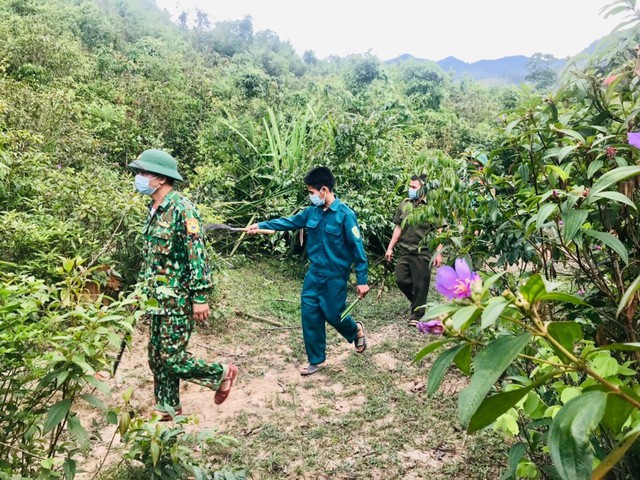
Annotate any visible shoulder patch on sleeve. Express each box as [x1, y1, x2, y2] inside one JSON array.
[[351, 225, 361, 239], [186, 218, 200, 235]]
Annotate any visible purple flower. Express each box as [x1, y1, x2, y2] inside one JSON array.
[[595, 245, 603, 251], [628, 132, 640, 149], [56, 163, 62, 169], [435, 258, 481, 300], [558, 220, 564, 226], [417, 320, 445, 335], [577, 289, 585, 295]]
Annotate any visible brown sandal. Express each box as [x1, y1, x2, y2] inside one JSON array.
[[214, 364, 238, 405]]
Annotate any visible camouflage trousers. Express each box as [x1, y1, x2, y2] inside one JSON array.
[[148, 315, 225, 410]]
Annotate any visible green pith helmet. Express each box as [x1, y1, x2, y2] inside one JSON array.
[[128, 149, 183, 181]]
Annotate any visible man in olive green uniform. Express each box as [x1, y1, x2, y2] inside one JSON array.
[[386, 175, 443, 324], [129, 149, 237, 418], [247, 167, 369, 376]]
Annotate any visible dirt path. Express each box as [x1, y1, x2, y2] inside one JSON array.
[[79, 261, 507, 479]]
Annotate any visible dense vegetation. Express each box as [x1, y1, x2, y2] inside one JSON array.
[[1, 0, 639, 478]]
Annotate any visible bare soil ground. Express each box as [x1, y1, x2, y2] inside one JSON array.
[[80, 258, 507, 479]]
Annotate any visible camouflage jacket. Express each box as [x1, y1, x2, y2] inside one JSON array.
[[140, 190, 213, 316]]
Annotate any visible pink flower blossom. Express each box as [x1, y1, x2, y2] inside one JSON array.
[[604, 74, 619, 86], [435, 258, 481, 300], [577, 289, 585, 295], [417, 320, 445, 335], [628, 132, 640, 149]]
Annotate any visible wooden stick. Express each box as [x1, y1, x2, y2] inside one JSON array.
[[191, 341, 246, 357], [232, 308, 284, 327]]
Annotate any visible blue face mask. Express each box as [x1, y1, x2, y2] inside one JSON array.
[[309, 192, 325, 206], [408, 188, 419, 200], [135, 174, 157, 196]]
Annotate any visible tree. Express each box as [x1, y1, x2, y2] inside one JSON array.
[[525, 52, 558, 91]]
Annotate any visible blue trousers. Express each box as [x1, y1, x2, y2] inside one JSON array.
[[301, 271, 358, 365]]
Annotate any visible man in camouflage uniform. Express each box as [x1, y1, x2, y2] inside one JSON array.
[[129, 149, 237, 418], [385, 174, 443, 325]]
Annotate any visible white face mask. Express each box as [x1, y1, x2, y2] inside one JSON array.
[[134, 174, 158, 196], [408, 188, 419, 199], [309, 191, 325, 206]]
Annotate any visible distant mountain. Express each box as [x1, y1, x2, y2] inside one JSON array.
[[385, 53, 566, 85]]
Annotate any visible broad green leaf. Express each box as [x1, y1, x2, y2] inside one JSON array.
[[538, 292, 586, 305], [427, 343, 467, 396], [500, 443, 526, 480], [413, 338, 456, 364], [63, 458, 77, 480], [68, 414, 90, 452], [589, 352, 618, 377], [481, 297, 508, 330], [451, 305, 480, 332], [584, 229, 628, 265], [481, 270, 507, 293], [548, 391, 607, 480], [546, 165, 569, 181], [79, 393, 107, 412], [587, 159, 603, 179], [616, 273, 640, 318], [562, 209, 588, 243], [44, 399, 72, 432], [459, 334, 532, 427], [536, 203, 557, 230], [555, 128, 585, 143], [421, 303, 460, 320], [454, 343, 472, 375], [560, 387, 581, 404], [71, 355, 95, 374], [596, 342, 640, 352], [587, 191, 637, 211], [493, 410, 520, 435], [83, 374, 111, 395], [547, 322, 583, 363], [521, 274, 547, 303], [468, 371, 555, 433], [602, 393, 635, 434], [150, 438, 160, 466], [590, 166, 640, 196]]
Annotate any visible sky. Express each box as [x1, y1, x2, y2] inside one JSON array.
[[154, 0, 624, 62]]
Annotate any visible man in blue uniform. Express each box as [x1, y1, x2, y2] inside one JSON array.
[[247, 167, 370, 376]]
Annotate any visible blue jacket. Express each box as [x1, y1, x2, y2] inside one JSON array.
[[259, 198, 368, 284]]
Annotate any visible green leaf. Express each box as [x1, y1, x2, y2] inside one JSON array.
[[584, 229, 628, 265], [44, 399, 72, 432], [421, 303, 460, 320], [536, 203, 557, 230], [596, 342, 640, 352], [150, 438, 161, 466], [71, 354, 95, 374], [63, 458, 77, 480], [481, 297, 509, 330], [83, 374, 111, 395], [617, 273, 640, 318], [481, 270, 507, 293], [538, 292, 586, 305], [79, 393, 107, 412], [546, 165, 569, 181], [413, 338, 456, 364], [459, 334, 532, 427], [68, 414, 90, 452], [521, 274, 547, 303], [468, 371, 555, 433], [555, 128, 585, 143], [602, 393, 635, 434], [587, 191, 637, 211], [547, 322, 583, 363], [590, 166, 640, 196], [427, 343, 467, 396], [454, 343, 472, 375], [587, 160, 603, 179], [500, 443, 526, 480], [548, 391, 607, 480], [451, 305, 480, 331], [589, 352, 618, 377], [562, 210, 588, 243]]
